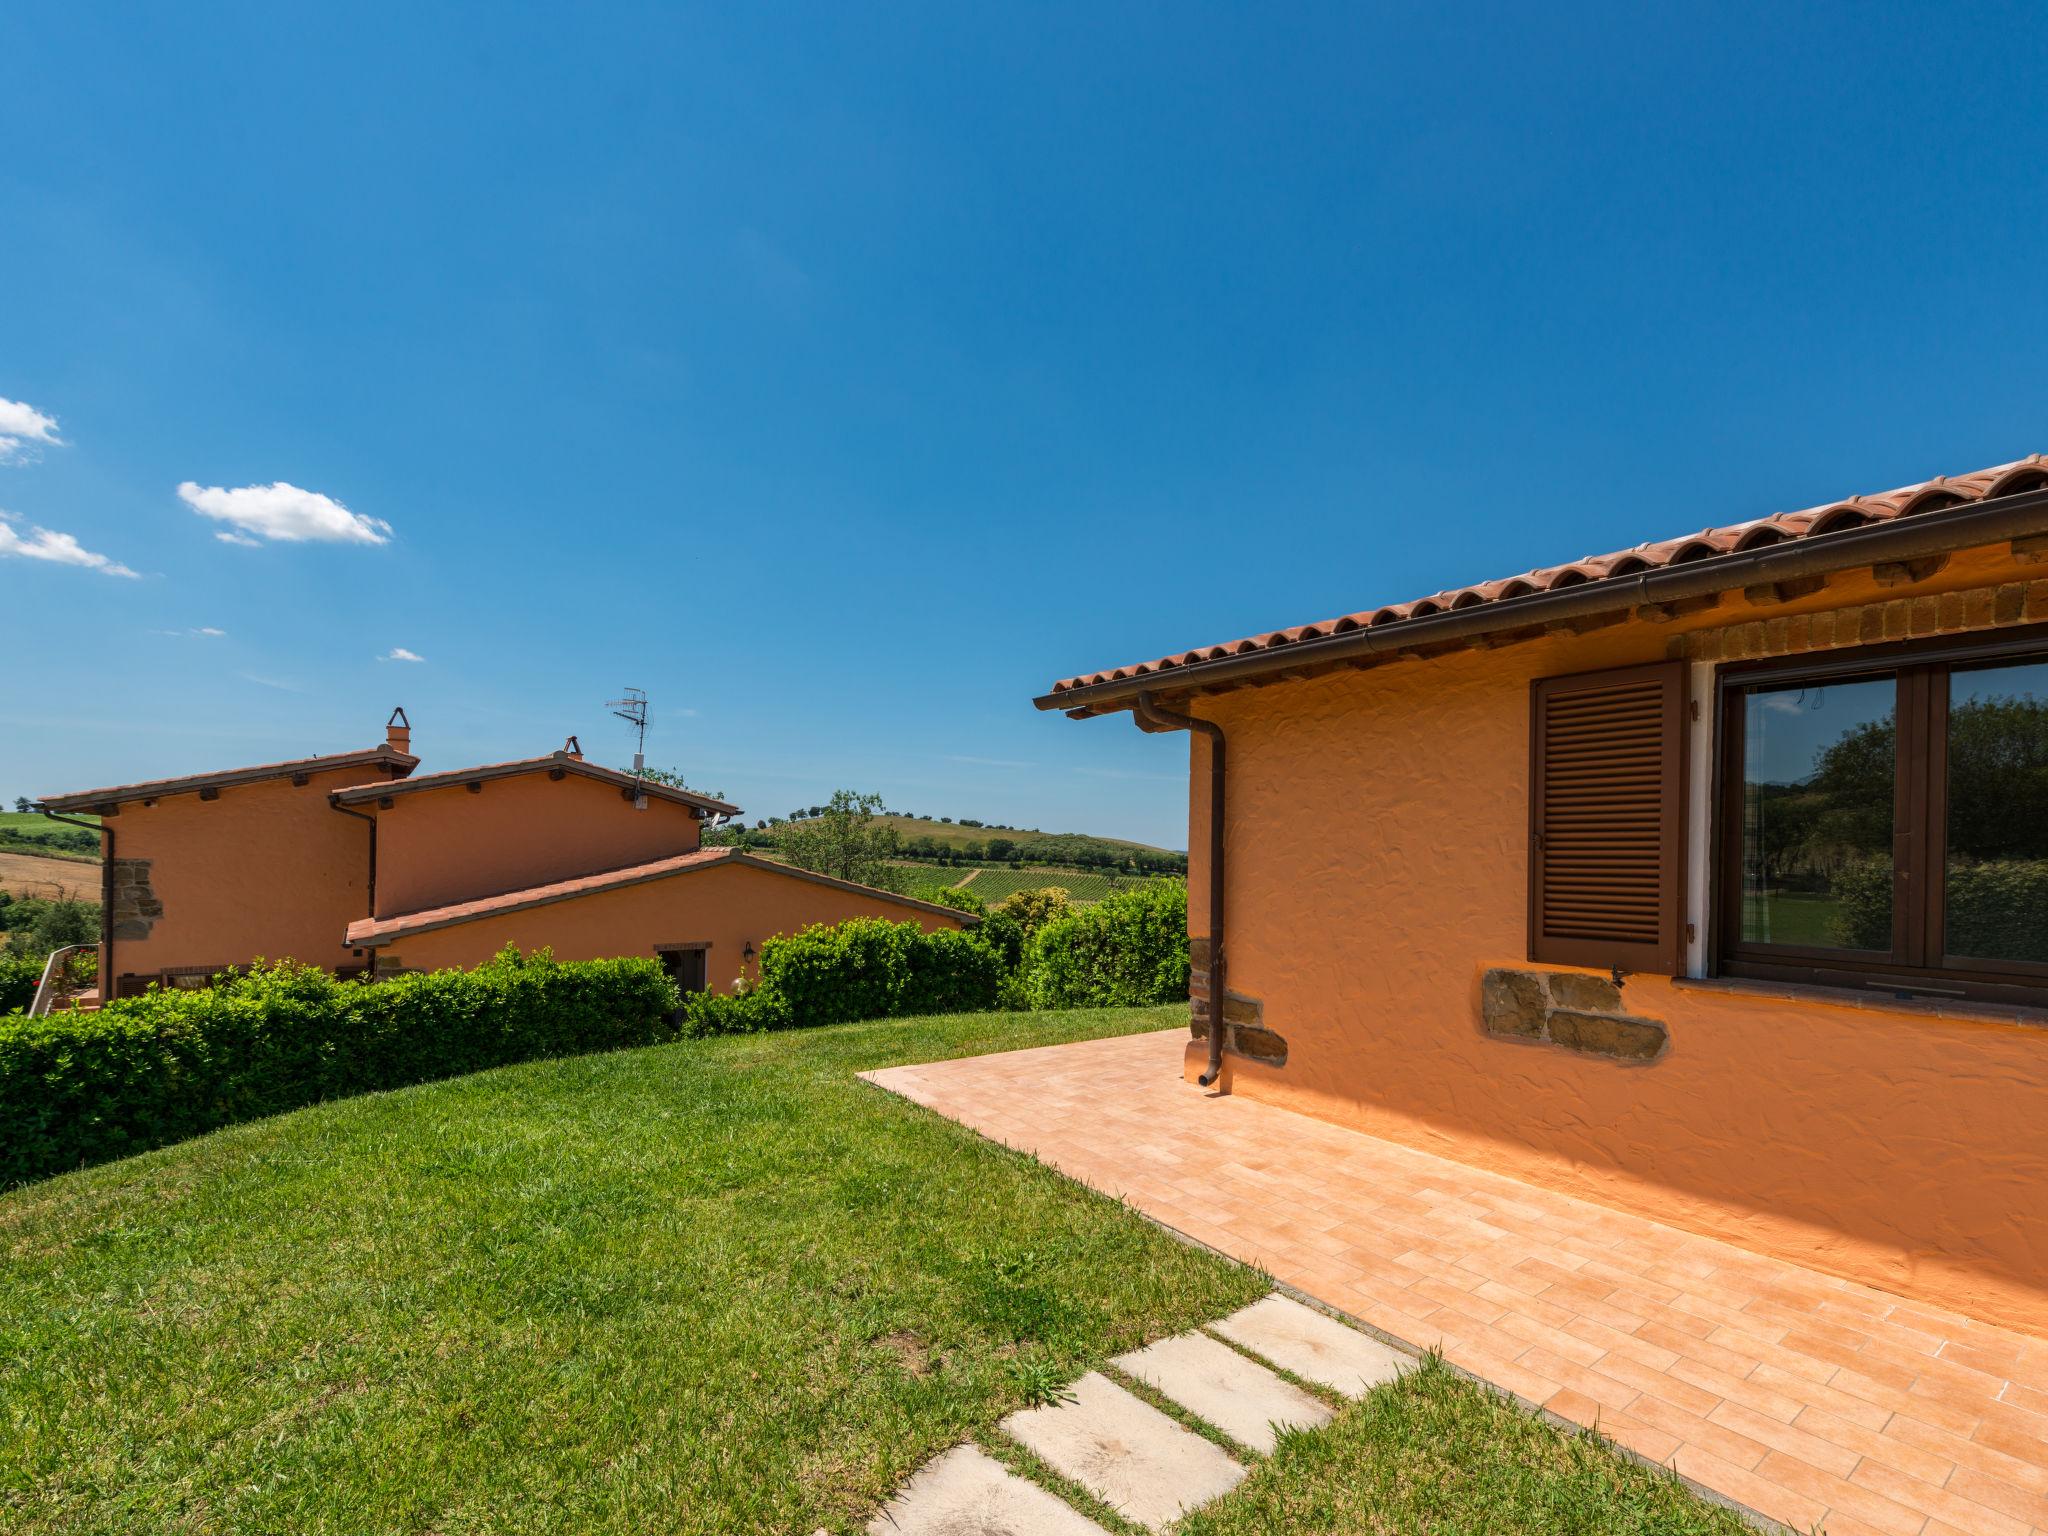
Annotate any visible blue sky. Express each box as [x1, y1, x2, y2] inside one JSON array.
[[4, 2, 2045, 848]]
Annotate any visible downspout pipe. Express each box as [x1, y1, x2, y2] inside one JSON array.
[[1133, 690, 1227, 1087], [329, 797, 378, 980], [39, 809, 113, 1002]]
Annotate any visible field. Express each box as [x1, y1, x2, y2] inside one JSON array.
[[886, 862, 1173, 905], [872, 814, 1173, 858], [957, 867, 1163, 904], [0, 811, 99, 832], [0, 812, 98, 872], [0, 852, 98, 902]]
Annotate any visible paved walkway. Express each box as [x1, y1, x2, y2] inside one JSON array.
[[865, 1030, 2048, 1536], [867, 1293, 1408, 1533]]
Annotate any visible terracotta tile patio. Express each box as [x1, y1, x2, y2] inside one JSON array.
[[865, 1029, 2048, 1536]]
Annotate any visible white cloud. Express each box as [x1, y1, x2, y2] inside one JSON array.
[[178, 480, 391, 545], [0, 397, 62, 463], [215, 530, 260, 547], [239, 672, 306, 693], [0, 511, 138, 577], [151, 626, 227, 637], [198, 626, 226, 637], [381, 647, 425, 663]]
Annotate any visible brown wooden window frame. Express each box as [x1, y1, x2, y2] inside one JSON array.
[[1529, 660, 1689, 976], [1713, 622, 2048, 1007], [655, 941, 711, 996]]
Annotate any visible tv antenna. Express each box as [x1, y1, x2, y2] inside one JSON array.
[[608, 687, 649, 807]]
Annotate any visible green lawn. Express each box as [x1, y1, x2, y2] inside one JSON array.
[[1, 1006, 1750, 1535], [1741, 889, 1848, 947]]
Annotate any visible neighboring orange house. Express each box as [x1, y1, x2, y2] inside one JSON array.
[[1040, 455, 2048, 1333], [39, 712, 964, 999]]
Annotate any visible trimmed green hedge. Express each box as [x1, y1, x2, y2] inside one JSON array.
[[759, 917, 1004, 1028], [1829, 856, 2048, 962], [691, 888, 1191, 1035], [1025, 881, 1190, 1008], [0, 948, 680, 1186]]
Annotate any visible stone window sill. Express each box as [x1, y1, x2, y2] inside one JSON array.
[[1673, 975, 2048, 1031]]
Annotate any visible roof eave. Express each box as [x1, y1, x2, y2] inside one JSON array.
[[38, 748, 420, 813], [1036, 486, 2048, 715], [348, 848, 971, 946], [331, 755, 741, 817]]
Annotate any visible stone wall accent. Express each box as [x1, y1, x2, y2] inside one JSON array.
[[108, 857, 162, 942], [1188, 936, 1286, 1064], [1673, 578, 2048, 665], [1480, 967, 1668, 1063]]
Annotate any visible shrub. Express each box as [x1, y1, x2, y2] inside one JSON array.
[[2, 899, 98, 958], [758, 916, 1001, 1027], [0, 953, 40, 1015], [0, 947, 680, 1186], [973, 910, 1026, 974], [914, 883, 986, 917], [1942, 858, 2048, 963], [1827, 855, 2048, 962], [1826, 858, 1895, 951], [680, 983, 794, 1038], [995, 886, 1072, 939], [1024, 881, 1189, 1009], [900, 927, 1004, 1017]]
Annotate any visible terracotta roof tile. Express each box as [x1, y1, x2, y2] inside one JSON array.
[[346, 848, 970, 947], [331, 752, 741, 817], [347, 847, 738, 944], [1045, 454, 2048, 697], [40, 746, 418, 812]]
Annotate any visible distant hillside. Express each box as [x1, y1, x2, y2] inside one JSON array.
[[732, 810, 1186, 880], [870, 815, 1179, 860], [0, 811, 98, 864]]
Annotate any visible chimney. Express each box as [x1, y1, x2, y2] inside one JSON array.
[[386, 706, 412, 755], [563, 734, 583, 759]]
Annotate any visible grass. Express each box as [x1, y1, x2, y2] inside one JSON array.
[[1741, 890, 1848, 947], [1, 1005, 1757, 1535], [1178, 1354, 1750, 1536], [0, 1005, 1259, 1534], [0, 813, 98, 832]]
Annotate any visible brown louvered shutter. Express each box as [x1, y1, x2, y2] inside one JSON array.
[[1529, 661, 1687, 975]]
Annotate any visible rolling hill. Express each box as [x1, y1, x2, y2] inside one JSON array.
[[867, 815, 1177, 858]]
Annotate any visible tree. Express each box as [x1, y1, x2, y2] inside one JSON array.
[[985, 837, 1016, 863], [3, 898, 97, 958], [12, 797, 30, 813], [621, 764, 726, 802], [776, 790, 906, 892]]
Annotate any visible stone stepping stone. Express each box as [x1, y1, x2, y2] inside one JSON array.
[[1111, 1331, 1333, 1454], [865, 1443, 1111, 1535], [1210, 1294, 1413, 1398], [1000, 1370, 1244, 1532]]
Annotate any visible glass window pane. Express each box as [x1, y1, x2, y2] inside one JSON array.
[[1740, 677, 1896, 950], [1945, 658, 2048, 964]]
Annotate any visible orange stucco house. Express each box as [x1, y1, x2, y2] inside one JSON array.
[[39, 712, 964, 999], [1042, 454, 2048, 1333]]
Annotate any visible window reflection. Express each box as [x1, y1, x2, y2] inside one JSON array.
[[1741, 678, 1896, 950], [1945, 660, 2048, 963]]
